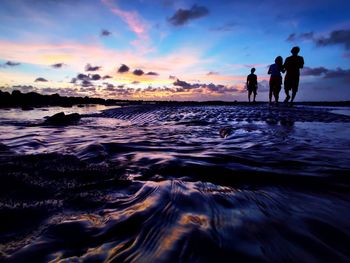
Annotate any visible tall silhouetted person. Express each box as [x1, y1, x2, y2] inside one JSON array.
[[246, 68, 258, 102], [283, 46, 304, 104], [268, 56, 284, 105]]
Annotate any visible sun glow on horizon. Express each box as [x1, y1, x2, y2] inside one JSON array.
[[0, 0, 349, 101]]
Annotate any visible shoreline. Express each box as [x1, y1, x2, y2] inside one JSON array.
[[1, 89, 350, 109]]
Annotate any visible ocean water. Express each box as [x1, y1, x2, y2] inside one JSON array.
[[0, 104, 350, 262]]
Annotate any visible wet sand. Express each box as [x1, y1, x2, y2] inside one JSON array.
[[0, 104, 350, 262]]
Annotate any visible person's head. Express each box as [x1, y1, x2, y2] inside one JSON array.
[[275, 56, 283, 66], [291, 46, 300, 55], [251, 68, 256, 73]]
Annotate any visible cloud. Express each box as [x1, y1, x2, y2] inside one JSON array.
[[0, 40, 208, 84], [207, 71, 219, 76], [168, 5, 209, 26], [132, 81, 140, 84], [81, 80, 93, 87], [146, 71, 159, 76], [173, 79, 193, 89], [323, 68, 350, 79], [34, 77, 48, 82], [169, 75, 177, 79], [89, 74, 101, 81], [12, 85, 35, 93], [77, 73, 89, 81], [85, 63, 102, 71], [76, 73, 101, 81], [104, 83, 115, 91], [302, 66, 350, 81], [102, 75, 112, 79], [1, 61, 21, 67], [79, 86, 96, 93], [133, 69, 144, 76], [343, 52, 350, 59], [286, 33, 296, 42], [173, 78, 237, 94], [287, 32, 314, 42], [118, 64, 129, 73], [287, 29, 350, 50], [71, 73, 101, 87], [41, 87, 80, 97], [204, 83, 237, 94], [302, 67, 328, 76], [101, 29, 112, 36], [51, 63, 64, 68], [5, 61, 21, 66], [257, 80, 269, 92], [315, 29, 350, 50], [210, 22, 237, 32], [102, 0, 147, 36]]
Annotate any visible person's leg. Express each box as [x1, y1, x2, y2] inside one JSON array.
[[253, 89, 257, 102], [269, 78, 274, 103], [275, 85, 281, 104], [284, 87, 290, 102], [290, 78, 299, 103], [248, 90, 252, 102], [284, 77, 291, 103]]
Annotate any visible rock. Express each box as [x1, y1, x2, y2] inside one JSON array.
[[77, 104, 84, 108], [266, 118, 278, 125], [280, 117, 294, 126], [21, 106, 34, 111], [219, 126, 234, 138], [0, 143, 13, 155], [44, 112, 81, 125], [0, 143, 10, 151]]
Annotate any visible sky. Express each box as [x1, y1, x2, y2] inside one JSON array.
[[0, 0, 349, 101]]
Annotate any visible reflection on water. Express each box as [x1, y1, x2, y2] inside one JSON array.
[[331, 107, 350, 117], [0, 105, 350, 262]]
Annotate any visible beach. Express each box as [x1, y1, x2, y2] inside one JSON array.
[[1, 104, 350, 262]]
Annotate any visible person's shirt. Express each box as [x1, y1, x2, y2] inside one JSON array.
[[284, 55, 304, 77], [247, 73, 257, 87], [268, 63, 282, 77]]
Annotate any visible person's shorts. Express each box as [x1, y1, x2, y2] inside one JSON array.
[[269, 76, 282, 92], [248, 85, 257, 94], [284, 75, 300, 92]]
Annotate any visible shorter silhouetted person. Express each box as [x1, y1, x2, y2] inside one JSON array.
[[283, 46, 304, 104], [246, 68, 258, 102], [268, 56, 284, 105]]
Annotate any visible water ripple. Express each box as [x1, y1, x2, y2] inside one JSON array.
[[1, 105, 350, 262]]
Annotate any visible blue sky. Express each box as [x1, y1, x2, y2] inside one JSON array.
[[0, 0, 349, 101]]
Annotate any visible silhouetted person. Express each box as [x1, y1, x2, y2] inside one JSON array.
[[246, 68, 258, 102], [283, 46, 304, 104], [268, 56, 285, 105]]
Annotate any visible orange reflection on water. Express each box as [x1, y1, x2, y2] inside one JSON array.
[[180, 213, 210, 229], [153, 213, 210, 259]]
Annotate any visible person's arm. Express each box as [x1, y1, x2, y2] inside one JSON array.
[[280, 64, 285, 73], [246, 76, 249, 89], [268, 65, 272, 75], [300, 57, 304, 69], [283, 58, 288, 71]]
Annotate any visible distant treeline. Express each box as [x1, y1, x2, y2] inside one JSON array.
[[1, 89, 350, 108], [0, 90, 117, 108]]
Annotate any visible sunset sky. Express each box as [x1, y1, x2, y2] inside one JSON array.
[[0, 0, 349, 101]]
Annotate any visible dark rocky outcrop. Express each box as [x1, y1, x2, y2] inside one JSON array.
[[44, 112, 81, 126]]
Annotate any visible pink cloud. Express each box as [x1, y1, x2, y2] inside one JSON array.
[[101, 0, 151, 52]]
